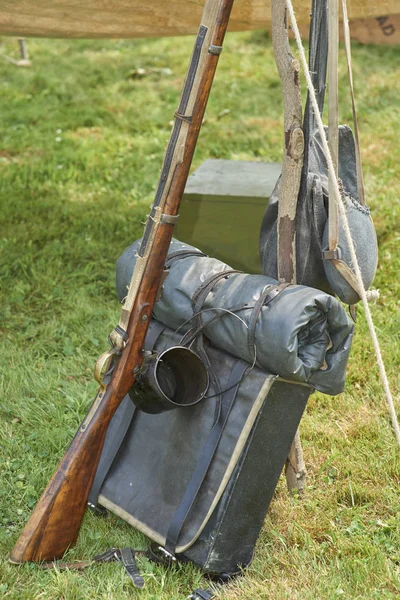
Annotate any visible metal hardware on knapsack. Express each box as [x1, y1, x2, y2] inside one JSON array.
[[152, 545, 177, 563]]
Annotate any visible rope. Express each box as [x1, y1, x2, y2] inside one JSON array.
[[285, 0, 400, 448]]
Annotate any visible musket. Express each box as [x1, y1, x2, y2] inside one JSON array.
[[10, 0, 235, 564]]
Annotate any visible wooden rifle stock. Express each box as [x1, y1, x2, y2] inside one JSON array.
[[10, 0, 235, 564]]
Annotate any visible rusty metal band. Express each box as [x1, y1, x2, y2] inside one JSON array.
[[208, 44, 223, 55], [160, 213, 180, 224], [174, 111, 193, 123]]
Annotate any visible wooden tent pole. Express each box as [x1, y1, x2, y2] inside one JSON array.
[[271, 0, 306, 493]]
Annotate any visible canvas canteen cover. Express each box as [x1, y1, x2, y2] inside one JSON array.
[[259, 0, 378, 305]]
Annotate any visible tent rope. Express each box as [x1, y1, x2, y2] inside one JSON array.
[[285, 0, 400, 448]]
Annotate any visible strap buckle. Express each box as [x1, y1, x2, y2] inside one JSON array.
[[323, 248, 340, 260], [92, 547, 120, 563]]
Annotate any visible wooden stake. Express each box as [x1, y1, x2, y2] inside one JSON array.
[[271, 0, 306, 493], [0, 37, 31, 67]]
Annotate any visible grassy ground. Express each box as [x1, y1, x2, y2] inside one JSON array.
[[0, 30, 399, 600]]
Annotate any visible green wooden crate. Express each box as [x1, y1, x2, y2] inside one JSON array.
[[177, 159, 281, 273]]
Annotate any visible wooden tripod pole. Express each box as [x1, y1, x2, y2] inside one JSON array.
[[271, 0, 306, 493]]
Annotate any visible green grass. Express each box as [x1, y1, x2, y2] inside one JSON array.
[[0, 31, 399, 599]]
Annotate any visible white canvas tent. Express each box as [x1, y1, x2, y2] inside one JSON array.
[[0, 0, 399, 40]]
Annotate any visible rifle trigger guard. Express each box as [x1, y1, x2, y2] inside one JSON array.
[[94, 347, 119, 385]]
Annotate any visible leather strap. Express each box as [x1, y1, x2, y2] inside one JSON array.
[[301, 0, 328, 186], [328, 0, 339, 251], [192, 271, 241, 353], [341, 0, 365, 205], [188, 589, 215, 600], [191, 270, 242, 405], [247, 283, 290, 358], [164, 359, 249, 555], [88, 394, 136, 508], [144, 319, 165, 353], [192, 269, 242, 311], [118, 547, 145, 589], [190, 271, 242, 409], [182, 282, 290, 366], [179, 277, 290, 371]]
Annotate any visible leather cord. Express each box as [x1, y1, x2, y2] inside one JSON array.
[[165, 249, 207, 268], [190, 270, 242, 413]]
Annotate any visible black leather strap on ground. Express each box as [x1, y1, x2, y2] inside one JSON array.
[[118, 547, 145, 589], [164, 359, 249, 555]]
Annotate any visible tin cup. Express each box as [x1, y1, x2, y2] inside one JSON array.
[[129, 346, 209, 414]]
